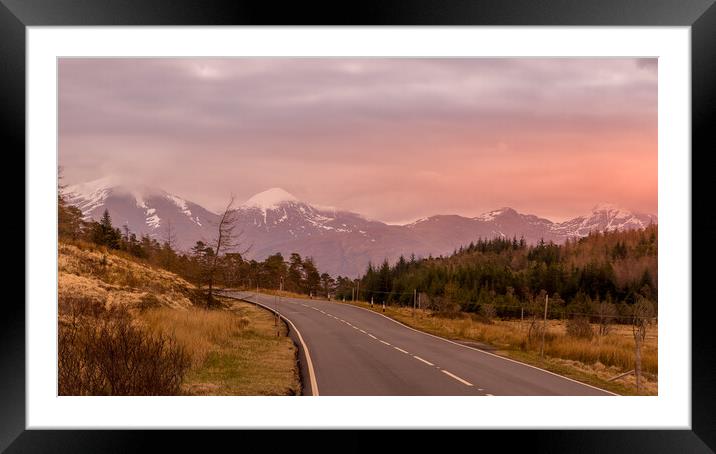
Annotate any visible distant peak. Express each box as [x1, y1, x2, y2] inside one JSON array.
[[64, 176, 164, 196], [242, 187, 298, 210], [64, 176, 119, 195], [592, 202, 622, 211], [477, 207, 517, 221], [589, 202, 635, 218]]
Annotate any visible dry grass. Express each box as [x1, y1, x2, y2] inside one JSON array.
[[58, 295, 192, 395], [59, 242, 300, 396], [59, 242, 198, 311], [347, 301, 658, 395], [140, 300, 301, 396]]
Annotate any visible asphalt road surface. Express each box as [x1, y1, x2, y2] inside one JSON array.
[[224, 291, 615, 396]]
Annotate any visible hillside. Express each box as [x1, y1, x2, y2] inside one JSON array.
[[57, 241, 300, 396], [59, 241, 199, 311]]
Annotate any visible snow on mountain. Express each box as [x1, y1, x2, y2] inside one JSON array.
[[63, 179, 656, 277], [63, 178, 218, 250], [553, 203, 657, 238], [242, 187, 298, 211], [477, 207, 513, 222]]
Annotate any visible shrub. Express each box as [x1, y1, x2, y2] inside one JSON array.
[[137, 293, 162, 311], [58, 295, 191, 395], [566, 317, 594, 340], [480, 304, 497, 321]]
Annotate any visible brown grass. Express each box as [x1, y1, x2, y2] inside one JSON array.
[[58, 295, 191, 395], [59, 241, 199, 311], [59, 242, 300, 396], [139, 300, 300, 396]]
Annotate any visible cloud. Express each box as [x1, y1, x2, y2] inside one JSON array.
[[59, 58, 657, 220]]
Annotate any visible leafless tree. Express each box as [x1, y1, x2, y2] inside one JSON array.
[[632, 297, 655, 393], [205, 196, 250, 307], [163, 219, 176, 251], [593, 298, 618, 336]]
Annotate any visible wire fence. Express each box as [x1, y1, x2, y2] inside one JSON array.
[[347, 289, 657, 323]]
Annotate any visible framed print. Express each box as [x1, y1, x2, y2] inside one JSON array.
[[5, 0, 715, 451]]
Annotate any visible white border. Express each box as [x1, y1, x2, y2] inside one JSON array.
[[27, 27, 690, 429]]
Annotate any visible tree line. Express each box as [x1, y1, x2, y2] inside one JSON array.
[[59, 181, 658, 320], [341, 227, 658, 322]]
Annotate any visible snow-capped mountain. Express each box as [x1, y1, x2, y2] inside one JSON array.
[[63, 177, 219, 249], [63, 179, 656, 277], [552, 203, 657, 237], [233, 188, 432, 276]]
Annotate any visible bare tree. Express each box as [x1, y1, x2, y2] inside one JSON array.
[[163, 219, 176, 251], [205, 196, 249, 307], [632, 296, 655, 393], [593, 298, 618, 337]]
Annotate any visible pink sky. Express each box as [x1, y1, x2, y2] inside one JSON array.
[[59, 58, 657, 223]]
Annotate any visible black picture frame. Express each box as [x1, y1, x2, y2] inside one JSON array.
[[4, 0, 714, 451]]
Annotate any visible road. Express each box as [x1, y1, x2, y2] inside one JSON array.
[[224, 291, 615, 396]]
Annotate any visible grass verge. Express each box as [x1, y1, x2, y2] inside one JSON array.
[[140, 298, 301, 396]]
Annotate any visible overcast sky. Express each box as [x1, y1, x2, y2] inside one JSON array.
[[59, 58, 657, 223]]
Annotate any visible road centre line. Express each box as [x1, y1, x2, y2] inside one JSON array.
[[343, 300, 617, 395], [441, 370, 473, 387], [393, 346, 409, 354], [380, 340, 391, 346], [412, 355, 434, 366]]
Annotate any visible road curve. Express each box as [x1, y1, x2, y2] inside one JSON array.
[[225, 291, 615, 396]]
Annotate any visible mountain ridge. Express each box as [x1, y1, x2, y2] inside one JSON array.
[[63, 178, 657, 277]]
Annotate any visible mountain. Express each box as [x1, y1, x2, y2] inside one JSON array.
[[63, 177, 219, 250], [233, 188, 433, 277], [64, 179, 657, 277], [552, 203, 658, 237]]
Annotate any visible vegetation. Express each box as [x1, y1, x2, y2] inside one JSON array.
[[58, 183, 301, 395], [59, 295, 191, 395], [141, 300, 300, 395], [59, 189, 326, 302], [59, 173, 658, 394], [341, 228, 657, 325]]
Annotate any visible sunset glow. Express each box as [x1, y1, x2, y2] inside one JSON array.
[[59, 58, 657, 222]]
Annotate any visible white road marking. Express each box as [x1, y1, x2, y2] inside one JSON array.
[[345, 303, 617, 395], [394, 347, 409, 354], [353, 326, 360, 330], [486, 393, 494, 396], [367, 334, 377, 339], [359, 329, 366, 334], [380, 340, 391, 346], [441, 370, 473, 387], [413, 355, 434, 366]]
